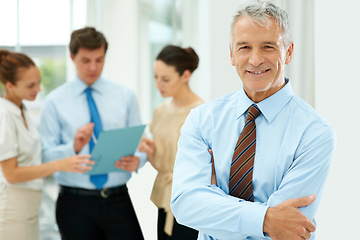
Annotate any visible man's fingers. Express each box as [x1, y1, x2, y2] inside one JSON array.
[[120, 156, 138, 162], [84, 122, 95, 129], [305, 218, 316, 233], [119, 157, 132, 162], [300, 226, 312, 239], [78, 123, 94, 135], [290, 194, 316, 208]]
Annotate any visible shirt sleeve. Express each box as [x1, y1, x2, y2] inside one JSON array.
[[126, 90, 147, 170], [0, 112, 18, 161], [266, 124, 336, 219], [39, 98, 76, 163], [170, 110, 268, 239]]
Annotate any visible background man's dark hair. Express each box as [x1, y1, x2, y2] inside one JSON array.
[[69, 27, 108, 55]]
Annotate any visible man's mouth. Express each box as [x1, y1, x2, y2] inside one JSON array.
[[247, 69, 269, 74]]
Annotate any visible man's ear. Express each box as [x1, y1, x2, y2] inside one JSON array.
[[230, 45, 235, 66], [285, 42, 294, 65], [70, 53, 75, 61]]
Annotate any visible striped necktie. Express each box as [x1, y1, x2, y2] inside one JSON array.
[[229, 105, 261, 201], [85, 87, 108, 190]]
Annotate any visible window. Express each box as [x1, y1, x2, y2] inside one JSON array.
[[0, 0, 86, 102], [148, 0, 183, 113]]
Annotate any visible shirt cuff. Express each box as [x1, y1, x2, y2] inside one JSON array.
[[134, 150, 147, 172], [240, 201, 269, 238]]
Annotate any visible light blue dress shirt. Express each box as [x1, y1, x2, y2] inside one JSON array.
[[170, 80, 336, 240], [39, 76, 146, 189]]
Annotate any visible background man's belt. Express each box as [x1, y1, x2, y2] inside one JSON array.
[[59, 185, 127, 198]]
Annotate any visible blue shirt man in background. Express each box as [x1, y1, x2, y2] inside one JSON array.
[[170, 1, 336, 240], [40, 27, 146, 240]]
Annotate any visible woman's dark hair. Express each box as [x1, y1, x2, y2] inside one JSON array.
[[69, 27, 108, 55], [0, 49, 35, 85], [156, 45, 199, 76]]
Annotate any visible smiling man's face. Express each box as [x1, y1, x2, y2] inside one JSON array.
[[230, 15, 293, 103]]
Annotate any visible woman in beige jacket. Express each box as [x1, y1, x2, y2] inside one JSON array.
[[139, 45, 204, 240]]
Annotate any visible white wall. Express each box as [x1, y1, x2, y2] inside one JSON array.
[[185, 0, 242, 101], [314, 0, 360, 238]]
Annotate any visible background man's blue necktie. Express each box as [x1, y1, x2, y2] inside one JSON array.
[[85, 87, 108, 189]]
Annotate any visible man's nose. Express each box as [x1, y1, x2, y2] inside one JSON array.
[[89, 62, 97, 71], [248, 49, 264, 66]]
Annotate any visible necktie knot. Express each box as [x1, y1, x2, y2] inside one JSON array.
[[85, 87, 92, 96], [246, 105, 261, 121]]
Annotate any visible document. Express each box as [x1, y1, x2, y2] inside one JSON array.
[[85, 125, 146, 175]]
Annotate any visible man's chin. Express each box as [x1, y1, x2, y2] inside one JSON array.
[[83, 77, 99, 85], [245, 83, 272, 93]]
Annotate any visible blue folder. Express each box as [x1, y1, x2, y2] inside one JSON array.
[[85, 125, 146, 175]]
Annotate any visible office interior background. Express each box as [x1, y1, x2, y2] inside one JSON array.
[[0, 0, 358, 239]]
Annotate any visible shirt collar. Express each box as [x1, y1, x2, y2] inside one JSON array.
[[72, 75, 105, 95], [0, 97, 25, 117], [237, 78, 294, 123]]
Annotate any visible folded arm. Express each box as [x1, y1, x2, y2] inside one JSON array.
[[171, 111, 335, 240]]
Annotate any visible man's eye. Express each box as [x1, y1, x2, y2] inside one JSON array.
[[264, 45, 274, 49]]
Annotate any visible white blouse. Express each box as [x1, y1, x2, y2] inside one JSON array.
[[0, 97, 43, 193]]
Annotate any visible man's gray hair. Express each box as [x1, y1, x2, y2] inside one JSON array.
[[230, 0, 292, 48]]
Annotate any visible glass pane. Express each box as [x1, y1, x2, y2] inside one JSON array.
[[16, 46, 67, 101], [0, 0, 17, 46], [37, 57, 67, 95], [149, 0, 183, 113], [19, 0, 71, 46], [72, 0, 87, 29]]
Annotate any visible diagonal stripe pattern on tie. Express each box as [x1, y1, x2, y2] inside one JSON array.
[[229, 105, 261, 201]]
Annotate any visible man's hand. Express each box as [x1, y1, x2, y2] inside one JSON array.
[[263, 194, 316, 240], [74, 123, 94, 153], [114, 156, 140, 172]]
